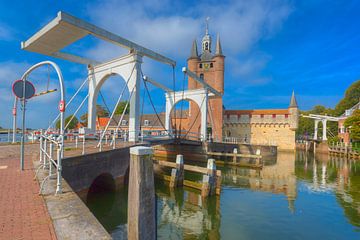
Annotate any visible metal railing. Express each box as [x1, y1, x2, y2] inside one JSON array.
[[36, 132, 63, 195]]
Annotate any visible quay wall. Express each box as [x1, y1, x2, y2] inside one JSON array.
[[62, 147, 130, 199]]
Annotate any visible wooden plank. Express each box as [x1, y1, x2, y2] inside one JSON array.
[[215, 160, 262, 169], [207, 151, 262, 159]]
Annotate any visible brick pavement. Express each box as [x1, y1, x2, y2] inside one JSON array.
[[0, 144, 57, 240]]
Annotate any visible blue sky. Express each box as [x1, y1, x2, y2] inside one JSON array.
[[0, 0, 359, 129]]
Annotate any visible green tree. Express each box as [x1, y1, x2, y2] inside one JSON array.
[[96, 104, 109, 117], [344, 109, 360, 141], [79, 104, 109, 127], [115, 101, 130, 115], [56, 115, 79, 130], [334, 80, 360, 116]]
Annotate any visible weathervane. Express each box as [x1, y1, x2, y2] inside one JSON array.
[[205, 17, 210, 35]]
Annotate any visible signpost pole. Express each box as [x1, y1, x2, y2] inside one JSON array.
[[20, 77, 27, 171]]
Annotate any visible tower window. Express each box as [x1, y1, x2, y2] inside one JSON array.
[[200, 73, 204, 80], [210, 63, 213, 68], [199, 63, 202, 68]]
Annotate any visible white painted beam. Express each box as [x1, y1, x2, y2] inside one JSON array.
[[51, 52, 100, 65], [143, 76, 172, 92], [182, 67, 222, 97]]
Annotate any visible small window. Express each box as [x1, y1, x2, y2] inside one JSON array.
[[249, 114, 252, 118], [199, 63, 202, 68], [272, 114, 276, 118], [121, 120, 127, 125], [144, 120, 150, 126], [260, 114, 264, 118], [200, 73, 204, 80], [210, 63, 213, 68], [285, 114, 289, 118]]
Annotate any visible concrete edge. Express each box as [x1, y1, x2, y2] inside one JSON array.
[[33, 160, 112, 240]]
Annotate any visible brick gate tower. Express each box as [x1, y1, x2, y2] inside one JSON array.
[[187, 20, 224, 141]]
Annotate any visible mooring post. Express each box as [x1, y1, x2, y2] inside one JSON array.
[[256, 149, 261, 165], [75, 135, 78, 149], [170, 154, 184, 188], [201, 158, 216, 198], [233, 148, 238, 163], [128, 146, 156, 240]]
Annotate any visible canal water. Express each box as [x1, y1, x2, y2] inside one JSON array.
[[86, 151, 360, 239]]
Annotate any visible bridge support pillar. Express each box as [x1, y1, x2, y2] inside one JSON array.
[[314, 120, 319, 140], [201, 158, 216, 198], [128, 146, 156, 240], [322, 119, 327, 141], [170, 154, 184, 188]]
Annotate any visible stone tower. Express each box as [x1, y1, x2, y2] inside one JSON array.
[[187, 20, 224, 141], [288, 91, 299, 130]]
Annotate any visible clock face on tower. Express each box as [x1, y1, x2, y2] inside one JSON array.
[[204, 63, 210, 70]]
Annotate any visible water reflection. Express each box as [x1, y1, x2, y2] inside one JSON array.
[[86, 151, 360, 239]]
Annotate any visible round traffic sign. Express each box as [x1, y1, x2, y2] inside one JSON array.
[[12, 80, 36, 99]]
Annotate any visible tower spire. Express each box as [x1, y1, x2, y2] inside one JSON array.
[[189, 39, 199, 59], [289, 90, 298, 108], [215, 34, 223, 56]]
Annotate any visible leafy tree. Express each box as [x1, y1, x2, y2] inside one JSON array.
[[96, 104, 109, 117], [115, 101, 130, 115], [79, 104, 109, 127], [344, 109, 360, 141], [56, 115, 79, 130], [334, 80, 360, 116]]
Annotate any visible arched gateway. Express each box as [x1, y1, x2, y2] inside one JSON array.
[[165, 88, 209, 141], [87, 53, 142, 142]]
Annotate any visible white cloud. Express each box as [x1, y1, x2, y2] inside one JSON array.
[[0, 23, 14, 41]]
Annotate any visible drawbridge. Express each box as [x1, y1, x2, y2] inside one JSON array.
[[12, 11, 222, 194]]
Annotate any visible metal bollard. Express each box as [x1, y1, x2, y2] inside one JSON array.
[[112, 134, 116, 150], [49, 142, 53, 177], [43, 139, 47, 168], [39, 136, 43, 162], [82, 137, 85, 155], [55, 145, 62, 194]]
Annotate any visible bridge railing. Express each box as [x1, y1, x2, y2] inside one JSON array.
[[36, 132, 63, 195]]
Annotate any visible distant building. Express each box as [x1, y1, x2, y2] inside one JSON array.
[[338, 100, 360, 144], [223, 92, 299, 151]]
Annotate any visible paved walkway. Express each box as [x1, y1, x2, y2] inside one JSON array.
[[0, 144, 57, 240]]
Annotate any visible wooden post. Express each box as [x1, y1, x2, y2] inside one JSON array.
[[128, 146, 156, 240], [232, 148, 237, 163], [170, 154, 184, 188], [201, 158, 216, 198]]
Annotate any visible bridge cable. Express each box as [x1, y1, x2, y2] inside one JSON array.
[[97, 64, 136, 147], [184, 94, 206, 140], [141, 71, 169, 134], [172, 66, 177, 137], [177, 70, 186, 138], [46, 76, 89, 132], [99, 90, 118, 125]]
